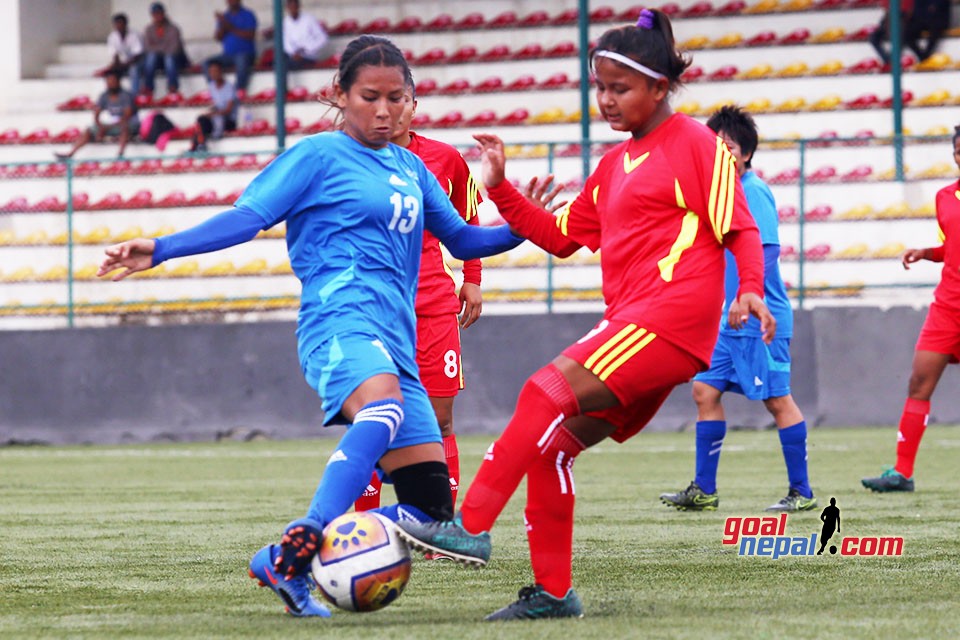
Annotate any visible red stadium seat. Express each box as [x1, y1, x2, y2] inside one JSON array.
[[539, 72, 571, 89], [101, 160, 131, 175], [558, 143, 582, 157], [329, 18, 359, 35], [780, 246, 798, 260], [880, 90, 913, 108], [188, 190, 219, 206], [660, 3, 682, 16], [717, 0, 747, 14], [415, 48, 447, 65], [239, 118, 271, 136], [746, 30, 777, 46], [778, 205, 798, 222], [23, 128, 50, 144], [807, 166, 837, 183], [552, 8, 579, 24], [74, 161, 100, 176], [708, 65, 738, 80], [506, 75, 537, 91], [434, 111, 464, 128], [488, 11, 518, 28], [410, 113, 433, 128], [474, 76, 504, 92], [157, 92, 183, 107], [779, 28, 811, 44], [512, 43, 544, 60], [415, 78, 438, 95], [360, 17, 391, 33], [3, 196, 29, 212], [230, 154, 260, 170], [462, 146, 482, 161], [439, 78, 471, 95], [846, 93, 880, 109], [200, 156, 226, 171], [498, 108, 529, 125], [424, 14, 454, 30], [847, 58, 882, 74], [167, 157, 194, 173], [455, 13, 485, 29], [185, 90, 211, 106], [479, 45, 511, 61], [248, 88, 276, 104], [52, 127, 81, 143], [804, 244, 832, 260], [133, 159, 163, 175], [449, 46, 478, 63], [135, 94, 153, 107], [682, 66, 705, 81], [57, 94, 92, 111], [519, 10, 550, 26], [0, 128, 20, 144], [814, 0, 847, 8], [618, 5, 643, 20], [304, 118, 334, 134], [40, 163, 65, 179], [806, 205, 833, 221], [92, 192, 123, 210], [393, 16, 422, 32], [770, 168, 800, 184], [466, 110, 497, 126], [126, 189, 154, 208], [684, 2, 715, 17], [546, 41, 576, 57], [35, 195, 65, 211], [286, 86, 310, 101], [841, 165, 873, 181], [72, 192, 90, 210], [157, 191, 187, 207], [846, 26, 873, 41], [284, 117, 302, 133], [589, 6, 616, 21]]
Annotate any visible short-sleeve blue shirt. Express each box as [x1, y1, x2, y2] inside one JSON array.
[[720, 171, 793, 338], [235, 131, 474, 375], [222, 7, 257, 56]]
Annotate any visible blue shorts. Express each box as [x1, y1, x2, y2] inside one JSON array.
[[693, 335, 792, 401], [303, 332, 441, 450]]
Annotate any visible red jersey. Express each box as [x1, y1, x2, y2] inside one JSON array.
[[407, 131, 482, 317], [488, 113, 763, 365], [932, 180, 960, 309]]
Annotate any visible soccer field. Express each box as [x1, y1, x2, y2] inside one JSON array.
[[2, 426, 959, 639]]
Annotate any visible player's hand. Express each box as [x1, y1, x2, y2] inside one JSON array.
[[901, 248, 925, 270], [727, 299, 744, 330], [459, 283, 482, 329], [737, 292, 776, 344], [97, 238, 157, 281], [521, 175, 568, 213], [472, 134, 506, 188]]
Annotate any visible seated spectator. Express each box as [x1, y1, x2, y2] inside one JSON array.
[[280, 0, 333, 70], [189, 60, 238, 152], [143, 2, 187, 97], [203, 0, 257, 93], [100, 13, 144, 96], [907, 0, 950, 61], [55, 71, 139, 159]]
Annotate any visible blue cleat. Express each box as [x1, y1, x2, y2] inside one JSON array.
[[249, 544, 331, 618], [275, 517, 324, 580]]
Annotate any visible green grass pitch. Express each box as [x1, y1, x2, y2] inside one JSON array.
[[2, 426, 959, 639]]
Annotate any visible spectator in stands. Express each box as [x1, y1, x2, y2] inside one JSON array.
[[189, 60, 238, 152], [280, 0, 333, 69], [55, 70, 139, 159], [100, 13, 144, 96], [143, 2, 187, 97], [907, 0, 950, 61], [203, 0, 257, 92]]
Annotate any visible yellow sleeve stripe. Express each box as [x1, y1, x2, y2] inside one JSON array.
[[938, 221, 946, 244], [555, 202, 572, 236], [675, 179, 688, 210], [464, 174, 480, 221], [596, 331, 658, 381], [707, 138, 736, 244], [584, 323, 639, 369], [592, 185, 600, 205]]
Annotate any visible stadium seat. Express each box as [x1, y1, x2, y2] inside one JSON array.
[[40, 163, 66, 178], [415, 48, 447, 65], [684, 1, 716, 16], [439, 78, 471, 94], [779, 28, 811, 44], [80, 226, 111, 244], [393, 16, 423, 32], [72, 192, 90, 210], [811, 27, 845, 43], [681, 66, 705, 82], [126, 189, 153, 208], [434, 111, 464, 128], [169, 260, 199, 277], [498, 108, 530, 125], [811, 95, 842, 111], [804, 243, 832, 260], [506, 75, 537, 91], [23, 128, 50, 143], [304, 118, 333, 134], [848, 58, 882, 74], [92, 193, 123, 210], [286, 86, 310, 102], [836, 204, 873, 220], [778, 61, 809, 77], [740, 63, 773, 79], [539, 72, 571, 89], [745, 0, 780, 12], [775, 97, 806, 111], [112, 225, 143, 242], [916, 162, 954, 179], [846, 26, 874, 41], [681, 34, 710, 49], [466, 110, 497, 126], [916, 89, 950, 106], [474, 76, 504, 92], [229, 154, 259, 171], [156, 191, 187, 207], [814, 0, 847, 8], [778, 205, 798, 222], [520, 10, 551, 26], [708, 65, 738, 80], [415, 78, 438, 95], [513, 43, 544, 60], [237, 259, 269, 275], [329, 18, 359, 35], [34, 195, 65, 211], [133, 158, 163, 174], [813, 60, 844, 75], [914, 52, 950, 71], [876, 202, 911, 218], [52, 127, 81, 143], [488, 11, 518, 28], [872, 242, 905, 258], [359, 17, 390, 33], [845, 93, 880, 109], [157, 92, 184, 107], [835, 243, 869, 259], [746, 30, 777, 46], [410, 114, 433, 128], [807, 166, 837, 183], [744, 97, 772, 113], [880, 90, 913, 108], [713, 33, 743, 48], [186, 190, 218, 207], [782, 0, 813, 8], [770, 168, 800, 184], [553, 8, 580, 24], [717, 0, 748, 13], [659, 3, 682, 16], [676, 101, 701, 115], [806, 204, 833, 221], [841, 165, 873, 181], [546, 41, 576, 57], [0, 128, 20, 143], [589, 6, 616, 21], [57, 94, 93, 111], [449, 46, 478, 64], [479, 45, 511, 61], [424, 14, 453, 30]]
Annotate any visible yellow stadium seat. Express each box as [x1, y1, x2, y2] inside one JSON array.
[[810, 95, 842, 111], [512, 252, 547, 267], [201, 260, 235, 276], [112, 225, 144, 242], [774, 97, 806, 112], [80, 226, 111, 245], [776, 62, 808, 78], [482, 254, 510, 268], [135, 263, 167, 279], [916, 89, 950, 106], [739, 63, 774, 79], [713, 32, 744, 48], [877, 202, 910, 218], [812, 60, 844, 75], [916, 162, 954, 179], [4, 266, 36, 282], [169, 260, 199, 278], [872, 242, 906, 259], [38, 265, 68, 281], [706, 99, 736, 114], [270, 261, 294, 275], [924, 125, 951, 136], [782, 0, 812, 9], [148, 225, 176, 238], [521, 144, 549, 159], [680, 35, 710, 49], [21, 230, 48, 245], [810, 28, 845, 44], [875, 166, 908, 181], [73, 264, 99, 280], [914, 53, 951, 71], [913, 202, 935, 218], [837, 204, 874, 220], [0, 229, 14, 245], [676, 101, 701, 115], [745, 0, 779, 13], [530, 108, 565, 124], [745, 97, 773, 113], [237, 258, 269, 275], [836, 243, 869, 259]]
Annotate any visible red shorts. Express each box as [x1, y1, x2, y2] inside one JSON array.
[[416, 313, 463, 397], [563, 318, 703, 443], [916, 301, 960, 363]]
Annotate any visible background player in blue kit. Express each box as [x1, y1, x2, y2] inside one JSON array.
[[660, 106, 817, 513], [97, 35, 523, 618]]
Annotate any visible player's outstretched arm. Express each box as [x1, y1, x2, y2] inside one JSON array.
[[522, 175, 568, 213], [98, 207, 265, 281], [902, 246, 944, 269]]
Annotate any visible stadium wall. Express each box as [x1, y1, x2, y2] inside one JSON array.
[[2, 308, 959, 445]]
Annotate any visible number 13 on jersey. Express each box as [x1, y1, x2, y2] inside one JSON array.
[[389, 192, 420, 234]]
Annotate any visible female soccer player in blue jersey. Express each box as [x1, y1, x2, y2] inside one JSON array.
[[97, 35, 523, 618]]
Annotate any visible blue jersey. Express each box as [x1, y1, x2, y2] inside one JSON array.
[[720, 171, 793, 338], [236, 131, 478, 376]]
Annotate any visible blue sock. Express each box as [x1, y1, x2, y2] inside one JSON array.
[[371, 504, 434, 525], [693, 420, 726, 494], [779, 421, 812, 498], [306, 399, 403, 526]]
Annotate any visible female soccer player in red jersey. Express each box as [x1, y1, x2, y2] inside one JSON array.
[[355, 80, 483, 513], [395, 9, 775, 619], [863, 126, 960, 492]]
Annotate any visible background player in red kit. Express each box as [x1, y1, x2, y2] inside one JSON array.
[[354, 80, 483, 513], [863, 125, 960, 492], [396, 9, 774, 620]]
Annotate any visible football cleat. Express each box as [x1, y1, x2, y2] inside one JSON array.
[[765, 488, 818, 512], [659, 481, 719, 511], [485, 584, 584, 621], [861, 467, 915, 492], [248, 544, 331, 618], [394, 513, 490, 567], [275, 517, 323, 580]]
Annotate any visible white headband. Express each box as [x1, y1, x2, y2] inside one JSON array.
[[592, 50, 666, 81]]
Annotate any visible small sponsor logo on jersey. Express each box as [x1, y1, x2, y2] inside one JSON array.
[[754, 376, 764, 387], [389, 174, 408, 187], [327, 449, 348, 464]]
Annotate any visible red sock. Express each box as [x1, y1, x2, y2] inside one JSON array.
[[353, 472, 382, 511], [461, 364, 579, 534], [526, 426, 585, 598], [443, 434, 460, 508], [895, 398, 929, 479]]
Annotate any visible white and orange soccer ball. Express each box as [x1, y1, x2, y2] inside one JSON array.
[[310, 511, 412, 612]]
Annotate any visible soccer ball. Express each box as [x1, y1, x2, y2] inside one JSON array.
[[310, 511, 412, 612]]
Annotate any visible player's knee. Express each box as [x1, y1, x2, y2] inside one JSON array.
[[907, 372, 934, 399], [692, 382, 721, 409], [390, 460, 454, 522]]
